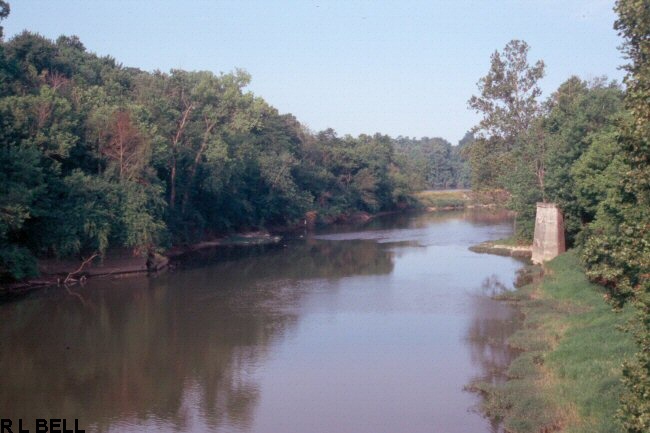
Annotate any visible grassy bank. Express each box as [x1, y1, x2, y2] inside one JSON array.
[[413, 189, 471, 209], [471, 251, 635, 433], [413, 189, 511, 210]]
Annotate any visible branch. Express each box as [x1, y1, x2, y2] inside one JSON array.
[[63, 252, 99, 285], [173, 103, 194, 146]]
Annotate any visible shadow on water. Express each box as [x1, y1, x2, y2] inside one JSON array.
[[0, 235, 398, 432], [0, 208, 523, 433], [173, 236, 396, 279]]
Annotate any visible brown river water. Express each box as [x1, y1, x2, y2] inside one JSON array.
[[0, 210, 524, 433]]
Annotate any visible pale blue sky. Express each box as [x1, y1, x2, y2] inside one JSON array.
[[4, 0, 624, 143]]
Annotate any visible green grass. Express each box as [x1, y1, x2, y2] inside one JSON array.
[[491, 236, 521, 246], [412, 190, 470, 208], [474, 251, 636, 433]]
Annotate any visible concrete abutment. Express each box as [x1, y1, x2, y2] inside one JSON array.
[[531, 202, 566, 264]]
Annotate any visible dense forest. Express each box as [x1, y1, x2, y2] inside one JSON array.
[[0, 3, 468, 282], [464, 1, 649, 430], [393, 135, 470, 190]]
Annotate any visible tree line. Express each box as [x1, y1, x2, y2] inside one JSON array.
[[0, 4, 467, 282], [465, 1, 648, 430], [393, 135, 470, 190]]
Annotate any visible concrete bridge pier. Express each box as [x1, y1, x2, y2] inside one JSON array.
[[531, 202, 566, 264]]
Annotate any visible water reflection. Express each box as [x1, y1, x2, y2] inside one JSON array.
[[0, 210, 523, 433], [466, 282, 521, 385], [0, 236, 398, 432], [462, 208, 515, 225], [464, 276, 522, 433], [175, 237, 395, 279], [0, 276, 295, 432], [314, 208, 513, 235]]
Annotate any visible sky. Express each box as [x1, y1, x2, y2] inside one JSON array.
[[4, 0, 625, 143]]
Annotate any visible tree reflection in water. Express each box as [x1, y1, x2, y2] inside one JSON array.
[[465, 275, 522, 433], [0, 209, 523, 433], [0, 238, 395, 432]]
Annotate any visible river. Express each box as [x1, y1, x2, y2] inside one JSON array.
[[0, 209, 524, 433]]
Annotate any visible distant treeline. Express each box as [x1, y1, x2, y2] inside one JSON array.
[[0, 14, 468, 280], [393, 134, 471, 190]]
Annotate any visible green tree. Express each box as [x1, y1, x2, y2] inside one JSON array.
[[0, 1, 9, 40], [468, 40, 545, 149], [581, 2, 650, 431], [543, 77, 624, 245], [393, 136, 468, 190], [0, 144, 42, 279], [467, 40, 546, 239], [0, 27, 418, 281]]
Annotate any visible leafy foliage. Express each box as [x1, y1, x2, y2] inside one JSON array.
[[393, 135, 469, 190], [467, 39, 546, 239], [466, 3, 649, 430], [467, 43, 626, 244], [0, 21, 466, 281], [543, 78, 625, 245], [583, 2, 650, 431]]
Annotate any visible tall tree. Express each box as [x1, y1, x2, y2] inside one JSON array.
[[467, 40, 546, 239], [467, 40, 545, 196], [97, 109, 149, 182], [0, 1, 9, 40], [468, 40, 545, 149], [0, 27, 419, 280]]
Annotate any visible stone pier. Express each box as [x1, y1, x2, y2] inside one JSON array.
[[531, 202, 566, 264]]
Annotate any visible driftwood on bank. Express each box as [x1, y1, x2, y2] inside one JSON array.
[[63, 252, 100, 285]]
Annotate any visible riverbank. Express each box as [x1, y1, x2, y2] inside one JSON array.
[[469, 251, 635, 433], [0, 207, 412, 297], [0, 231, 283, 297], [1, 201, 465, 296], [2, 198, 509, 298], [3, 189, 510, 296]]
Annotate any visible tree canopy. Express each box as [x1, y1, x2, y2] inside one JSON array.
[[0, 22, 467, 281]]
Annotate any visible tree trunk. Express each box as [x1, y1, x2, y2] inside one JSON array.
[[181, 142, 208, 214], [169, 153, 177, 210], [181, 118, 216, 214], [168, 103, 194, 210]]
